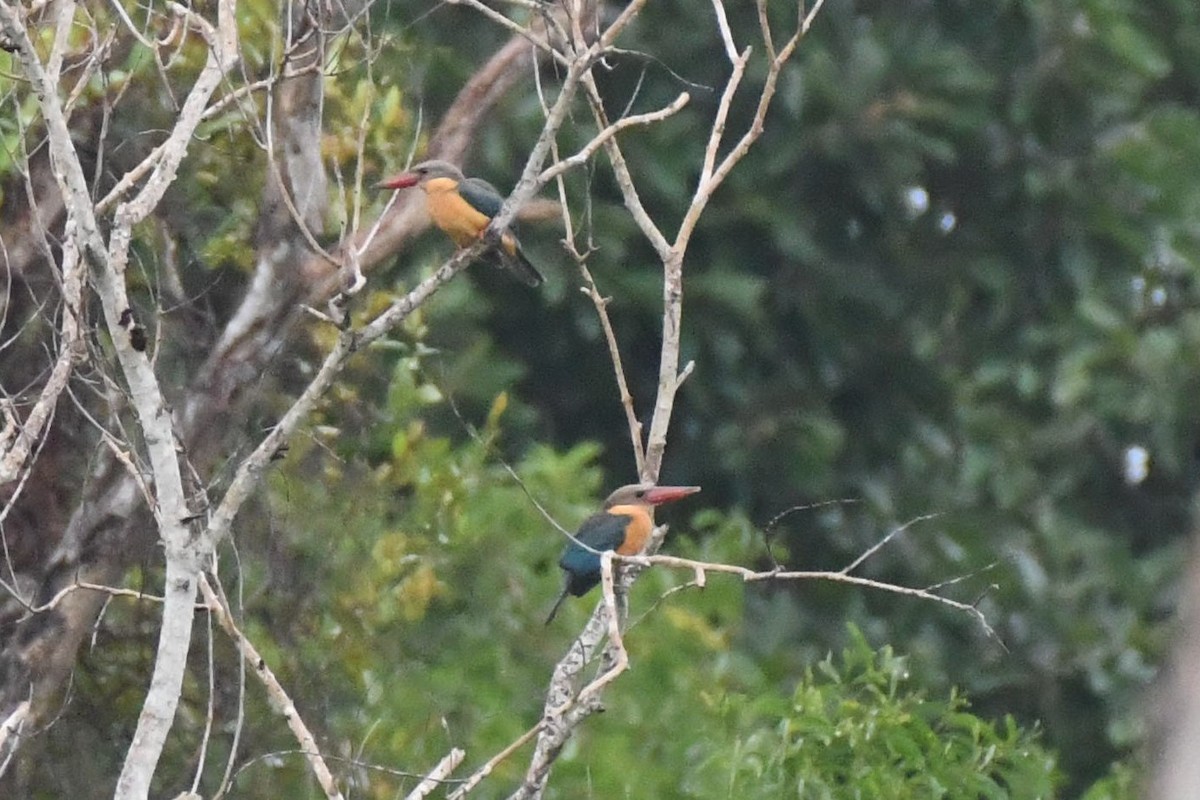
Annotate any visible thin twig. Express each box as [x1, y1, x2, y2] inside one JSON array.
[[579, 266, 645, 473], [25, 580, 170, 613], [190, 604, 216, 795], [442, 0, 565, 64], [579, 72, 670, 259], [199, 573, 346, 800], [446, 725, 540, 800], [537, 92, 690, 184], [0, 700, 29, 779], [621, 552, 1006, 649], [841, 512, 941, 575], [404, 749, 465, 800]]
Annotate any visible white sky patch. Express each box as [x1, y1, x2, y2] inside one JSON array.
[[1123, 445, 1150, 486], [903, 186, 930, 218]]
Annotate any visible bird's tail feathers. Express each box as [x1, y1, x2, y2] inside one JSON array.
[[501, 245, 544, 287], [484, 235, 544, 287], [544, 585, 570, 625]]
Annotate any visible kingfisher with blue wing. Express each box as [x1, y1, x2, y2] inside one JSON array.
[[377, 160, 544, 287], [546, 483, 701, 624]]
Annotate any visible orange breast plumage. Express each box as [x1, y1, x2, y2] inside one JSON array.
[[423, 179, 490, 247]]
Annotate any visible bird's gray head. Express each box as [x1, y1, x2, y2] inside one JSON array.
[[602, 483, 701, 509], [377, 159, 464, 190]]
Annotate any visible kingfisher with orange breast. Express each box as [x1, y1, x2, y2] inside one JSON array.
[[377, 160, 544, 287], [546, 483, 701, 624]]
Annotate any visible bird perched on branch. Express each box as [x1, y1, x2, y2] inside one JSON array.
[[377, 159, 544, 287], [546, 483, 701, 624]]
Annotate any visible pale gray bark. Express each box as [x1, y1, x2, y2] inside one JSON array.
[[0, 2, 540, 792], [1147, 528, 1200, 799]]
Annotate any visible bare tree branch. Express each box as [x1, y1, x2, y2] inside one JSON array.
[[0, 700, 28, 779], [516, 0, 829, 791], [445, 725, 539, 800], [579, 266, 646, 474], [404, 748, 465, 800], [205, 245, 478, 551], [537, 92, 690, 184], [0, 3, 241, 796], [0, 11, 558, 781], [558, 552, 629, 711], [199, 574, 346, 800], [0, 237, 84, 484], [625, 552, 1004, 646]]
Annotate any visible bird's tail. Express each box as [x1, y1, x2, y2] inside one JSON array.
[[544, 585, 570, 625], [494, 235, 544, 287]]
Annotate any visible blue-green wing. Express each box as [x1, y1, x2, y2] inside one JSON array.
[[558, 511, 631, 595], [461, 176, 544, 286], [458, 177, 504, 219], [576, 511, 631, 552]]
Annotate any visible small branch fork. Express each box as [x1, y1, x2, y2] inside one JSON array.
[[198, 574, 346, 800], [0, 3, 240, 797], [441, 512, 1000, 799], [500, 0, 831, 795], [572, 0, 823, 485], [0, 0, 833, 795], [623, 553, 1005, 648]]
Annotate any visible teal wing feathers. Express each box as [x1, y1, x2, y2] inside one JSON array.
[[557, 511, 631, 596], [459, 176, 545, 286], [458, 177, 504, 218]]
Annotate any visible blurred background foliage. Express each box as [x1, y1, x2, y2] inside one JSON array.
[[7, 0, 1200, 795]]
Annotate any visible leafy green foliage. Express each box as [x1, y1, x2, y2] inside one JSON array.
[[6, 0, 1195, 794], [447, 0, 1199, 789], [237, 399, 1075, 799], [693, 628, 1060, 799]]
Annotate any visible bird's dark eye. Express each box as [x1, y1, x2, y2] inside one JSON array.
[[635, 489, 646, 498]]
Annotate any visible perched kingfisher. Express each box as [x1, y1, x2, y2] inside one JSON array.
[[377, 159, 544, 286], [546, 483, 701, 624]]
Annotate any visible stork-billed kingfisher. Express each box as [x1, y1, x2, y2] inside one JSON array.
[[545, 483, 701, 624], [377, 160, 544, 287]]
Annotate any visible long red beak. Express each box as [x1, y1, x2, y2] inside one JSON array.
[[376, 172, 419, 190], [644, 485, 701, 506]]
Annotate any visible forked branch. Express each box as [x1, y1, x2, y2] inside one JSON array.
[[517, 0, 829, 793], [199, 574, 346, 800]]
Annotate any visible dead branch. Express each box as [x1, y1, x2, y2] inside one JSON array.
[[445, 725, 539, 800], [199, 574, 346, 800], [517, 0, 829, 792], [204, 245, 479, 551], [0, 700, 28, 777], [625, 552, 1004, 646], [537, 91, 690, 184], [580, 72, 671, 259], [404, 748, 465, 800], [563, 551, 629, 710], [0, 2, 241, 796], [19, 580, 169, 613], [579, 266, 645, 473], [0, 237, 84, 484]]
